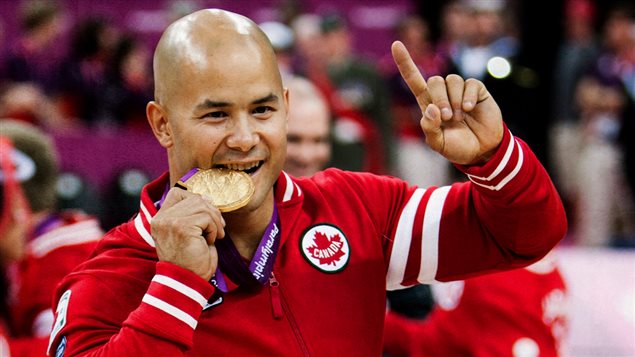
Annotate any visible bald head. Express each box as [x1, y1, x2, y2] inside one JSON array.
[[153, 9, 281, 106]]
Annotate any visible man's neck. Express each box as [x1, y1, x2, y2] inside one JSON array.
[[223, 193, 274, 260]]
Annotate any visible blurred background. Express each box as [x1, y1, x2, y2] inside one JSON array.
[[0, 0, 633, 355]]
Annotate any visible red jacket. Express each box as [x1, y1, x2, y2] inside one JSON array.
[[383, 255, 569, 357], [2, 212, 102, 357], [48, 129, 566, 356], [12, 212, 102, 339]]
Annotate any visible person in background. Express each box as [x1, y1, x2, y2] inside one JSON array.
[[283, 76, 332, 178], [572, 74, 634, 246], [259, 21, 296, 84], [0, 119, 104, 356], [0, 82, 66, 129], [436, 0, 472, 65], [317, 12, 394, 174], [289, 13, 386, 175], [602, 2, 635, 246], [102, 35, 154, 131], [565, 3, 635, 246], [383, 254, 569, 357], [54, 16, 120, 129], [445, 0, 546, 164], [550, 0, 601, 217], [0, 123, 40, 357], [46, 9, 566, 356], [2, 0, 65, 93]]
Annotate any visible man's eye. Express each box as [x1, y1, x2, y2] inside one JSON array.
[[202, 111, 227, 119], [253, 106, 274, 115]]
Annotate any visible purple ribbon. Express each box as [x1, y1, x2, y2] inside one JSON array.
[[159, 168, 282, 293], [157, 168, 199, 208], [213, 204, 280, 292]]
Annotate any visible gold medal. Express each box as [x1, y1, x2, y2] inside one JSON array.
[[177, 168, 254, 212]]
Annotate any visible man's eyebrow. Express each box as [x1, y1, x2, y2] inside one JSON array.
[[196, 99, 230, 110], [252, 93, 278, 105], [194, 94, 278, 110]]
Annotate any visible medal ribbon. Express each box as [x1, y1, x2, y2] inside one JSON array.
[[214, 203, 280, 292], [159, 168, 281, 292]]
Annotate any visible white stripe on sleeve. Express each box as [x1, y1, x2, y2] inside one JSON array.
[[152, 275, 207, 308], [417, 186, 450, 283], [386, 188, 426, 290], [466, 129, 514, 181], [142, 294, 198, 329], [469, 140, 524, 191]]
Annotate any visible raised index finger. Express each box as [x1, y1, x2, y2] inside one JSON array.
[[391, 40, 430, 109]]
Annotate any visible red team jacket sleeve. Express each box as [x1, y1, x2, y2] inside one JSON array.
[[382, 127, 567, 288], [47, 262, 214, 356]]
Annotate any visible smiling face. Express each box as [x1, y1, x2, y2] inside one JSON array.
[[284, 77, 331, 177], [147, 10, 288, 213]]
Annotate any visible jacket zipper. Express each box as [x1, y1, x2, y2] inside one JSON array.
[[269, 273, 283, 319], [269, 272, 311, 356]]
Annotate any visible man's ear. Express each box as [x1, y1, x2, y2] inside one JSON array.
[[146, 101, 173, 148]]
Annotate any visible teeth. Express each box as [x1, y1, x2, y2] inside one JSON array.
[[223, 161, 260, 171]]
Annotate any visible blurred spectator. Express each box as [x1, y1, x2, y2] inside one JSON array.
[[602, 2, 635, 236], [288, 12, 387, 174], [0, 82, 66, 130], [383, 254, 569, 357], [563, 2, 635, 246], [0, 131, 34, 356], [2, 0, 65, 93], [54, 16, 120, 129], [444, 0, 547, 163], [318, 12, 395, 174], [102, 35, 153, 131], [379, 14, 452, 188], [290, 13, 327, 83], [260, 21, 296, 82], [550, 0, 601, 210], [283, 76, 331, 178], [436, 0, 471, 63], [553, 0, 601, 124], [572, 75, 634, 246], [0, 119, 103, 355]]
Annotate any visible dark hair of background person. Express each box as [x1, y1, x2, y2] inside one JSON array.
[[20, 0, 59, 32]]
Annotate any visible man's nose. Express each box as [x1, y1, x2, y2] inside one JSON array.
[[226, 116, 259, 151]]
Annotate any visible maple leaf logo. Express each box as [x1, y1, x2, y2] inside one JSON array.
[[307, 231, 345, 266]]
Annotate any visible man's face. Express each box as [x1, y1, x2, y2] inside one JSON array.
[[158, 43, 288, 212], [285, 97, 331, 177]]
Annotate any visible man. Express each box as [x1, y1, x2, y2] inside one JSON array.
[[48, 9, 566, 356], [0, 119, 103, 356], [283, 76, 331, 178]]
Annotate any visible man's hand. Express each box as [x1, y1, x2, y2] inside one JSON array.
[[151, 188, 226, 281], [391, 41, 504, 165]]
